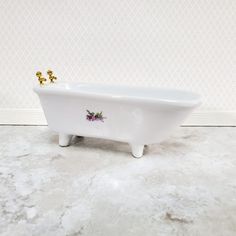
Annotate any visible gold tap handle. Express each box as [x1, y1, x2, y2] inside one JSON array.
[[47, 70, 57, 83], [36, 71, 46, 85]]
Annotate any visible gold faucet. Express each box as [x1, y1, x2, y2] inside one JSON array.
[[47, 70, 57, 83], [36, 71, 47, 85]]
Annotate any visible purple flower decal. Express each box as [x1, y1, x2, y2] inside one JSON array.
[[86, 110, 106, 122]]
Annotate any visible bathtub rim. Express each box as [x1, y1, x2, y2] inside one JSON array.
[[34, 82, 202, 108]]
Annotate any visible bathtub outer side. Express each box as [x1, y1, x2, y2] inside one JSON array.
[[36, 91, 195, 146]]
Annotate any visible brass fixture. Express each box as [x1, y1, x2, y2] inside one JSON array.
[[47, 70, 57, 83], [36, 71, 47, 85]]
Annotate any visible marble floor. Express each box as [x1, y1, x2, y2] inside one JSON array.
[[0, 126, 235, 236]]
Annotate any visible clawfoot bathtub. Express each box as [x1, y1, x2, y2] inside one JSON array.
[[34, 83, 201, 158]]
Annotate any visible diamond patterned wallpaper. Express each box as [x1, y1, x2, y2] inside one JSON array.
[[0, 0, 235, 111]]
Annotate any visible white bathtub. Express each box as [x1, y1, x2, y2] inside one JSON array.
[[34, 82, 201, 158]]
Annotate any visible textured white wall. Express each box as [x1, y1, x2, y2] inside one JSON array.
[[0, 0, 235, 124]]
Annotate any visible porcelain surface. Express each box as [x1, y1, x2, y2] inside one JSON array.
[[34, 83, 201, 157], [0, 126, 235, 236]]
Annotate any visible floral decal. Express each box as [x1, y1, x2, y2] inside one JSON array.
[[86, 110, 106, 122]]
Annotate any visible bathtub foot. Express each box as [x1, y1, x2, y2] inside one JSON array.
[[130, 144, 144, 158], [59, 134, 72, 147]]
